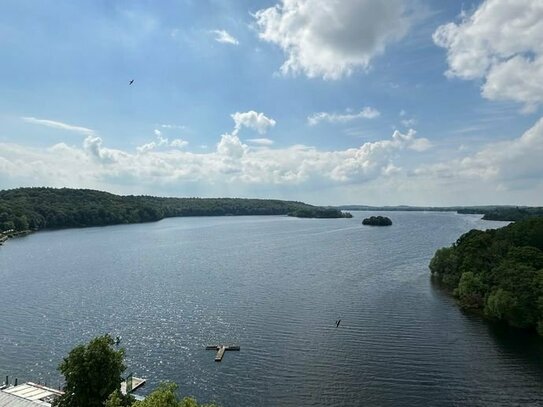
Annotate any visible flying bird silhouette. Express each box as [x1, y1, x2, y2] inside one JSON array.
[[129, 79, 134, 85]]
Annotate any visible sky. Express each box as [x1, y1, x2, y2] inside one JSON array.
[[0, 0, 542, 206]]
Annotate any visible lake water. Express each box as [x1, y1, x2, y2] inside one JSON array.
[[1, 211, 543, 406]]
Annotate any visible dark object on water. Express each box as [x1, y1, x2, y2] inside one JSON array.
[[362, 216, 392, 226], [129, 79, 134, 85], [115, 336, 121, 345], [336, 319, 341, 328]]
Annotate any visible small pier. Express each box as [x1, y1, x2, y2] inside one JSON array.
[[206, 345, 240, 362]]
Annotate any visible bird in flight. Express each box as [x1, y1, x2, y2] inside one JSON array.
[[129, 79, 134, 85]]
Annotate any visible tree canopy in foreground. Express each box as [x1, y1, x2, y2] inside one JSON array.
[[54, 334, 125, 407], [56, 335, 217, 407], [429, 217, 543, 335], [107, 383, 217, 407]]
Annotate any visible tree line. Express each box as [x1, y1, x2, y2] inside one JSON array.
[[457, 207, 543, 221], [0, 187, 350, 233], [429, 217, 543, 335]]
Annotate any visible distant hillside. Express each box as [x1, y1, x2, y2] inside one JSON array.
[[457, 207, 543, 221], [0, 187, 349, 233], [336, 205, 543, 221]]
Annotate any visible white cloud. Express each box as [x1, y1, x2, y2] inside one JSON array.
[[212, 29, 239, 45], [137, 142, 158, 153], [0, 126, 430, 192], [417, 117, 543, 185], [170, 139, 188, 149], [13, 114, 543, 204], [217, 134, 247, 159], [83, 135, 128, 164], [308, 107, 380, 126], [254, 0, 409, 79], [160, 124, 187, 130], [247, 138, 274, 146], [137, 134, 172, 153], [231, 111, 276, 135], [433, 0, 543, 110], [22, 117, 94, 135]]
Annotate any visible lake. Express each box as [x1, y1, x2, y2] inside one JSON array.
[[1, 211, 543, 406]]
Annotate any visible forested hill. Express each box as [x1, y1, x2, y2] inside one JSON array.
[[457, 207, 543, 221], [0, 187, 348, 232], [337, 205, 543, 221], [429, 217, 543, 335]]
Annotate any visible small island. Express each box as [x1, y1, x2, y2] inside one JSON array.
[[362, 216, 392, 226]]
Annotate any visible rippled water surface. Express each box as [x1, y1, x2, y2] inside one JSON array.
[[1, 211, 543, 406]]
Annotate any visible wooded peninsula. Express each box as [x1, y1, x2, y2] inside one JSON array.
[[430, 217, 543, 335], [0, 187, 351, 234]]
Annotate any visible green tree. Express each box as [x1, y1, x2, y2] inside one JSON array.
[[485, 288, 517, 320], [455, 272, 486, 308], [132, 383, 217, 407], [105, 390, 135, 407], [54, 335, 126, 407], [13, 215, 29, 230], [429, 247, 460, 287]]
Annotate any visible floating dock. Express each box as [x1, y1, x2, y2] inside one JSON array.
[[206, 345, 240, 362]]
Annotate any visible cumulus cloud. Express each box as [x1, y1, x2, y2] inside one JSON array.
[[231, 111, 276, 135], [0, 124, 430, 193], [83, 135, 128, 164], [170, 139, 188, 149], [308, 107, 380, 126], [6, 115, 543, 204], [137, 133, 187, 153], [211, 29, 239, 45], [246, 138, 274, 146], [22, 117, 94, 135], [217, 134, 247, 159], [433, 0, 543, 110], [137, 134, 169, 153], [254, 0, 409, 79], [416, 117, 543, 187]]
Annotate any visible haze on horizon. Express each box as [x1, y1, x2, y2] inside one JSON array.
[[0, 0, 542, 207]]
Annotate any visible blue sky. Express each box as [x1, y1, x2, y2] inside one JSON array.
[[1, 0, 542, 205]]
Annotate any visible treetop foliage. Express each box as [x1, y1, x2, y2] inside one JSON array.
[[429, 217, 543, 335], [56, 336, 217, 407], [362, 216, 392, 226], [54, 334, 125, 407]]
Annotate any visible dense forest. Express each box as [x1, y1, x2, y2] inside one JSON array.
[[429, 217, 543, 335], [0, 187, 350, 233]]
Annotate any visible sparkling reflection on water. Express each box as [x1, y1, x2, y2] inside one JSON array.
[[1, 212, 542, 406]]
